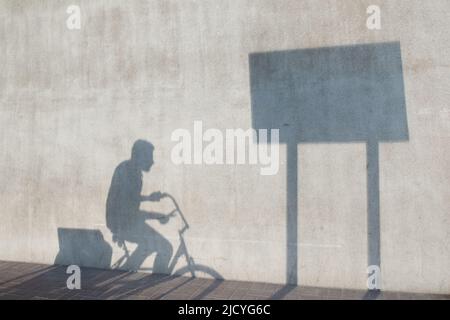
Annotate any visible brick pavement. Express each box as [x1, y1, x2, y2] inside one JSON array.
[[0, 260, 448, 300]]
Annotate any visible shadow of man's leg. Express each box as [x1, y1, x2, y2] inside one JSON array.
[[150, 226, 173, 274], [122, 224, 173, 274]]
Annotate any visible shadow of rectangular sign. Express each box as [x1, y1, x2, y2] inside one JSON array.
[[249, 42, 408, 143]]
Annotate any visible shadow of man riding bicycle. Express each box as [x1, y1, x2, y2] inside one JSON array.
[[54, 139, 222, 298], [106, 140, 174, 274]]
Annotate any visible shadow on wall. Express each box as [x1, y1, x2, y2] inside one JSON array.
[[105, 140, 174, 273], [54, 228, 112, 269], [249, 42, 409, 286], [54, 140, 173, 272], [54, 140, 222, 292]]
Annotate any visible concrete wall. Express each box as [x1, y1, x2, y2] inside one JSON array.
[[0, 0, 449, 294]]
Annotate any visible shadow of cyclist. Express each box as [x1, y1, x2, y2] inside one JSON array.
[[106, 139, 173, 274]]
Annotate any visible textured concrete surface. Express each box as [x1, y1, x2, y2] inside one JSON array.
[[1, 261, 449, 300], [0, 1, 449, 294]]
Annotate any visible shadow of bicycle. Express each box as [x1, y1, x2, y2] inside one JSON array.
[[53, 140, 222, 298]]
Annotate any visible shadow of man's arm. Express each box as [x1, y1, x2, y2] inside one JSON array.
[[139, 192, 174, 224], [140, 191, 166, 202], [140, 210, 174, 224]]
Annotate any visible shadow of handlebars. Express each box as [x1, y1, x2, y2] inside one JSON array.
[[162, 193, 189, 233]]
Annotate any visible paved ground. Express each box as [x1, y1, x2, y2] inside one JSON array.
[[0, 260, 448, 300]]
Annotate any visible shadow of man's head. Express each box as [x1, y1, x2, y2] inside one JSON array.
[[131, 139, 155, 172]]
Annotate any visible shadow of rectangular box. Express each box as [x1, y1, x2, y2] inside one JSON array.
[[54, 228, 112, 269]]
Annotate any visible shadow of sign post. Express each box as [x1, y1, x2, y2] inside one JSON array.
[[249, 42, 408, 285]]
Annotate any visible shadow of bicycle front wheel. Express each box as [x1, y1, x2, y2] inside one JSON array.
[[171, 264, 224, 299]]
